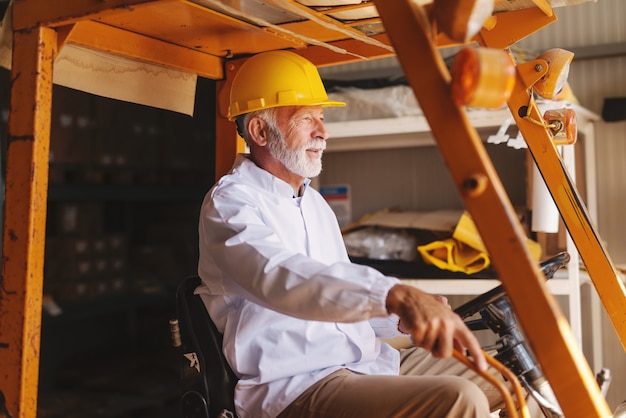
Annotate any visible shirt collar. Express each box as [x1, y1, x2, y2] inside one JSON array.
[[234, 154, 311, 198]]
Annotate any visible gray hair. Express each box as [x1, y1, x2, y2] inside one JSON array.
[[236, 108, 279, 146]]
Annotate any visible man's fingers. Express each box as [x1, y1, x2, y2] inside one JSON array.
[[433, 324, 454, 358], [410, 326, 426, 348], [416, 325, 437, 352], [412, 318, 456, 358], [387, 284, 486, 369], [456, 331, 488, 371]]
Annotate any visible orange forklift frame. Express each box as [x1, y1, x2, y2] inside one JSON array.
[[0, 1, 624, 417]]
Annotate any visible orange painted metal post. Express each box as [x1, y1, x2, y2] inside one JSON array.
[[11, 0, 160, 30], [0, 25, 56, 418], [215, 59, 246, 180], [482, 6, 626, 394], [478, 6, 557, 49], [373, 1, 611, 416], [65, 20, 224, 80], [502, 57, 626, 353]]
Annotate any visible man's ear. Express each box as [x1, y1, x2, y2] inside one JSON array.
[[248, 116, 268, 146]]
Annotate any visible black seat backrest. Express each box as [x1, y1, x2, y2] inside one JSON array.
[[175, 275, 238, 418]]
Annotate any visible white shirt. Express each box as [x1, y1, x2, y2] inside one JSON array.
[[197, 154, 402, 418]]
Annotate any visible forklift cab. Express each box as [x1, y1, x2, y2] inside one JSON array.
[[169, 254, 574, 418], [171, 276, 238, 418]]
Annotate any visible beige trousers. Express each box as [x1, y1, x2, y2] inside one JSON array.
[[277, 346, 498, 418]]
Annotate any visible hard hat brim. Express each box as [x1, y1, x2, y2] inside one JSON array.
[[228, 99, 346, 121]]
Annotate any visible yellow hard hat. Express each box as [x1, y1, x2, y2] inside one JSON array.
[[228, 50, 345, 120]]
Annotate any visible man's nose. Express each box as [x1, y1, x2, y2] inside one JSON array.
[[314, 118, 329, 141]]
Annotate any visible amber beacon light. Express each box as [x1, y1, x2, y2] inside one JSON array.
[[451, 47, 516, 109], [534, 48, 575, 100], [543, 108, 578, 145], [519, 47, 578, 145]]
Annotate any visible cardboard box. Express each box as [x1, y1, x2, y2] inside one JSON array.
[[46, 236, 91, 259], [51, 202, 104, 236], [107, 234, 128, 255]]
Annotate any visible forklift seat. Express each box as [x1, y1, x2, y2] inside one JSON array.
[[174, 275, 238, 418]]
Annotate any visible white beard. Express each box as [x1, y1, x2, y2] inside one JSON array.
[[266, 126, 325, 178]]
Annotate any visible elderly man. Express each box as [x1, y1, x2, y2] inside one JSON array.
[[197, 50, 496, 418]]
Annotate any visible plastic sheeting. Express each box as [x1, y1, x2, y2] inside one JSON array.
[[326, 85, 422, 122]]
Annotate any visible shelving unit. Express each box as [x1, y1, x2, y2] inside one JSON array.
[[47, 184, 207, 202], [23, 82, 214, 416], [323, 100, 600, 347], [326, 102, 599, 152], [326, 109, 512, 151], [400, 270, 588, 295]]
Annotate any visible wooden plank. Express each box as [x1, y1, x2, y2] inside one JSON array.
[[296, 33, 394, 67]]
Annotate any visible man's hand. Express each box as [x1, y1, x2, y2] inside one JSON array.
[[386, 283, 487, 371]]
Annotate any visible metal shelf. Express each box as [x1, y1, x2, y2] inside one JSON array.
[[48, 184, 208, 202]]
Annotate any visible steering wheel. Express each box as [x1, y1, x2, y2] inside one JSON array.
[[454, 251, 570, 320]]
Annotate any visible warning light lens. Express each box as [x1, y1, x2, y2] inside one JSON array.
[[543, 108, 578, 145], [451, 47, 516, 109], [534, 49, 575, 100]]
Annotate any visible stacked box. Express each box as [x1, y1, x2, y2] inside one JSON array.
[[49, 201, 104, 236], [49, 86, 95, 167], [44, 236, 95, 303], [107, 234, 129, 296], [91, 96, 134, 168], [128, 244, 179, 293], [44, 232, 130, 304], [49, 83, 211, 187], [125, 105, 161, 170]]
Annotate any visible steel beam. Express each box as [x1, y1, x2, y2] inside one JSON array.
[[0, 25, 56, 418], [501, 60, 626, 350], [215, 59, 246, 180], [66, 20, 224, 80], [479, 7, 557, 49], [11, 0, 164, 30], [373, 1, 612, 416]]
